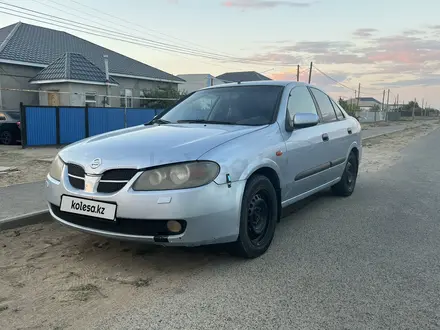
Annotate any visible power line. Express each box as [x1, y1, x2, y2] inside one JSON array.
[[0, 2, 244, 62], [67, 0, 238, 60], [313, 65, 356, 92], [34, 0, 257, 72], [0, 2, 300, 69]]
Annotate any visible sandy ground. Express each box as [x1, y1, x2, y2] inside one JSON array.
[[359, 120, 439, 173], [0, 121, 439, 329], [0, 146, 59, 188]]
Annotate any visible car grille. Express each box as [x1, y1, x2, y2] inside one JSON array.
[[66, 164, 138, 193], [67, 163, 85, 190], [50, 204, 187, 236]]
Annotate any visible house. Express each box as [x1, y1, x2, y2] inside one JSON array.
[[176, 73, 228, 93], [0, 22, 184, 110], [216, 71, 272, 83], [347, 97, 382, 111]]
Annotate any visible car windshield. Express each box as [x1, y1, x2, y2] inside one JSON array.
[[159, 85, 284, 126], [5, 111, 20, 120]]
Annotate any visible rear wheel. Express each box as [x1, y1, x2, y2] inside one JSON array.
[[331, 151, 358, 197], [229, 175, 278, 258], [0, 130, 13, 145]]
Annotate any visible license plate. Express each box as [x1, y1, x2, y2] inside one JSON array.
[[60, 196, 117, 221]]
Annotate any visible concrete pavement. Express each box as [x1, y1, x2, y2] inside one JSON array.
[[85, 128, 440, 329]]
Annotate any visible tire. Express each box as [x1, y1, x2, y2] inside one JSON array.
[[331, 151, 358, 197], [229, 175, 278, 258], [0, 130, 14, 145]]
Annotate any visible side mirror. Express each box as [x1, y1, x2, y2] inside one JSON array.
[[288, 113, 319, 130]]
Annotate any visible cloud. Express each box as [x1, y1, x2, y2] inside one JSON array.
[[353, 28, 378, 38], [221, 0, 315, 9], [244, 31, 440, 70], [371, 76, 440, 87], [269, 69, 350, 93]]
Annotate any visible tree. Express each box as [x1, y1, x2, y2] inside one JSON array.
[[402, 101, 420, 111], [140, 87, 187, 109], [370, 104, 381, 112], [338, 97, 359, 115]]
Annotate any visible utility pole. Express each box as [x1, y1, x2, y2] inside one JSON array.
[[421, 98, 424, 116], [308, 62, 313, 84], [297, 65, 300, 82], [412, 98, 416, 121], [396, 94, 399, 111], [381, 90, 385, 111], [356, 83, 361, 107], [103, 55, 110, 107], [386, 89, 390, 121]]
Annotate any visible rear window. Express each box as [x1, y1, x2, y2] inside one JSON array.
[[5, 111, 20, 120]]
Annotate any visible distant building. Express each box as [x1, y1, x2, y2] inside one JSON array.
[[347, 97, 382, 110], [176, 74, 227, 93], [216, 71, 271, 83]]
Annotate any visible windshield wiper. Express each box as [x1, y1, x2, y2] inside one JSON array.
[[177, 119, 236, 125], [145, 118, 171, 125]]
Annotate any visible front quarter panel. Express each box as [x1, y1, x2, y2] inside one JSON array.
[[199, 124, 287, 186]]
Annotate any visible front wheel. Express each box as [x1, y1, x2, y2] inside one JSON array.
[[331, 151, 358, 197], [229, 175, 278, 258]]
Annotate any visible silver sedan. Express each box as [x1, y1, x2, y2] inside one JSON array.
[[46, 81, 362, 258]]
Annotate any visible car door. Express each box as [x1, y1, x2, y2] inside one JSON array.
[[308, 87, 351, 181], [281, 85, 332, 205]]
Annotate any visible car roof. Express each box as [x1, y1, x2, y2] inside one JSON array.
[[200, 80, 309, 90]]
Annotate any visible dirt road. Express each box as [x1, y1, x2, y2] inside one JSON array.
[[0, 121, 439, 329]]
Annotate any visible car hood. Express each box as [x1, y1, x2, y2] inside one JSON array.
[[59, 123, 265, 174]]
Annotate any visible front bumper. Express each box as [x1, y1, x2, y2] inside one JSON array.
[[46, 167, 246, 246]]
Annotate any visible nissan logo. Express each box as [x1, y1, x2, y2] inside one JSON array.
[[90, 158, 102, 169]]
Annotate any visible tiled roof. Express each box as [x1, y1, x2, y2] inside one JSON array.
[[0, 22, 184, 83], [216, 71, 272, 82], [29, 52, 119, 85]]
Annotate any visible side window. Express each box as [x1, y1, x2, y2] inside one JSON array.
[[309, 88, 338, 123], [287, 86, 318, 121], [330, 99, 345, 120]]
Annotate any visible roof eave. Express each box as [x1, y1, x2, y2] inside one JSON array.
[[0, 58, 47, 68], [29, 79, 119, 86], [110, 72, 184, 84]]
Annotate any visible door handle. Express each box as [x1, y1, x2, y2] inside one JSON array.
[[322, 133, 329, 141], [347, 128, 352, 134]]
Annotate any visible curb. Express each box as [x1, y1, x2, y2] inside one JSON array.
[[0, 209, 50, 231], [361, 123, 424, 141]]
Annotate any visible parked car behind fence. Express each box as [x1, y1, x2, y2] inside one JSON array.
[[0, 110, 21, 145]]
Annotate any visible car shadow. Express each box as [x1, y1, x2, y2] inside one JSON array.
[[68, 189, 336, 273]]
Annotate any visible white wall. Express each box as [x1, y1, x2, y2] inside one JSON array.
[[177, 74, 225, 93], [0, 63, 40, 110]]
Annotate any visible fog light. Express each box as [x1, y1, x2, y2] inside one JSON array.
[[167, 220, 182, 233]]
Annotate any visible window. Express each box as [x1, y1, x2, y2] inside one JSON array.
[[140, 90, 147, 108], [330, 99, 345, 120], [120, 88, 133, 108], [309, 88, 338, 122], [286, 86, 318, 121], [85, 92, 97, 107], [161, 85, 283, 126]]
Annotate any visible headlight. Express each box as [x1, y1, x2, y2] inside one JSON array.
[[132, 161, 220, 191], [49, 155, 65, 181]]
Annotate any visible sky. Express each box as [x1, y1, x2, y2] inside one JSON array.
[[0, 0, 439, 108]]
